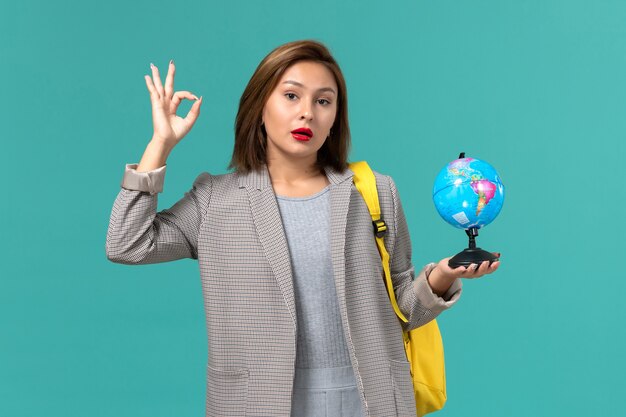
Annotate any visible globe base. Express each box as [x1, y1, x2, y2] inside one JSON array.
[[448, 247, 499, 268]]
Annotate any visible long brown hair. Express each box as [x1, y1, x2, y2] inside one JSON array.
[[229, 40, 350, 173]]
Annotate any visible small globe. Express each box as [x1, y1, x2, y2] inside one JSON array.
[[433, 157, 505, 230]]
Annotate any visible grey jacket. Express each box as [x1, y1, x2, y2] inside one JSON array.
[[105, 163, 462, 417]]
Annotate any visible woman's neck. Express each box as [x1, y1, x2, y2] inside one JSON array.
[[267, 157, 329, 198]]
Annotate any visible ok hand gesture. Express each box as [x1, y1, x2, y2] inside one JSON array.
[[145, 60, 203, 151]]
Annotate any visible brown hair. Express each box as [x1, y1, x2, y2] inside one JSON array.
[[229, 40, 350, 173]]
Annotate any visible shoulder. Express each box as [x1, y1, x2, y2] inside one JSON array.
[[348, 163, 401, 207], [187, 171, 243, 215], [188, 171, 240, 204], [191, 170, 254, 205], [371, 170, 394, 186], [371, 170, 399, 200], [191, 171, 237, 187]]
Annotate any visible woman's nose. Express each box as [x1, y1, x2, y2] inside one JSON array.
[[300, 104, 313, 120]]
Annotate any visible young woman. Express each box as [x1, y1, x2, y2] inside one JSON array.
[[106, 40, 499, 417]]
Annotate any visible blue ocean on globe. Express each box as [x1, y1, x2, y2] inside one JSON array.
[[432, 157, 505, 229]]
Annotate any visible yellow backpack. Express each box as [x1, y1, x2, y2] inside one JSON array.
[[350, 161, 447, 416]]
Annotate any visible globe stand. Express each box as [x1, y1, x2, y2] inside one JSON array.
[[448, 227, 499, 268]]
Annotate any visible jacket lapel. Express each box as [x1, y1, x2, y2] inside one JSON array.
[[325, 166, 355, 321], [239, 167, 298, 329], [238, 165, 356, 332]]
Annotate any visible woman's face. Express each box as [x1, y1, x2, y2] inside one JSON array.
[[262, 61, 338, 167]]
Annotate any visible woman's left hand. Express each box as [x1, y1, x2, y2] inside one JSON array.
[[427, 253, 501, 296], [436, 253, 501, 280]]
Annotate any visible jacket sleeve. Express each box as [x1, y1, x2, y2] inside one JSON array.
[[386, 175, 462, 332], [105, 163, 212, 265]]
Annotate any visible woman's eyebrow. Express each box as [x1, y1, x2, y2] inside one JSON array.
[[282, 80, 336, 95]]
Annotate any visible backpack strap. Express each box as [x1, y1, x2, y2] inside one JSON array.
[[349, 161, 408, 323]]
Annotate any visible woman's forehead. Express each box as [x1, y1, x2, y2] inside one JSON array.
[[278, 61, 337, 92]]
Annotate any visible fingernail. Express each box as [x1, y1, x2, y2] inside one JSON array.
[[150, 62, 155, 69], [170, 59, 174, 65]]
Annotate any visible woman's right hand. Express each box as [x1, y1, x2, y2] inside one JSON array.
[[145, 60, 203, 150]]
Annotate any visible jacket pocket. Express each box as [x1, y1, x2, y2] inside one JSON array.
[[206, 365, 249, 416], [389, 359, 417, 417]]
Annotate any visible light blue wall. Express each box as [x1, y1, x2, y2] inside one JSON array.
[[1, 1, 624, 415]]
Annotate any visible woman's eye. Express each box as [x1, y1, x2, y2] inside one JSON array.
[[285, 93, 297, 100], [317, 98, 331, 106]]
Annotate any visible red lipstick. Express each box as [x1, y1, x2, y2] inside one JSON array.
[[291, 127, 313, 141]]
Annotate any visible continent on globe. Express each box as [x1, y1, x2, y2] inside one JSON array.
[[470, 179, 497, 215], [448, 157, 475, 179]]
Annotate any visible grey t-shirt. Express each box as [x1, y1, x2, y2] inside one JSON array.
[[276, 185, 352, 369]]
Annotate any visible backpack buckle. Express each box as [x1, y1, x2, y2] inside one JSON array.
[[373, 218, 387, 238]]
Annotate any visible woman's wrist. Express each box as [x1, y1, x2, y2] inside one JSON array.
[[426, 265, 456, 297], [136, 139, 173, 172]]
